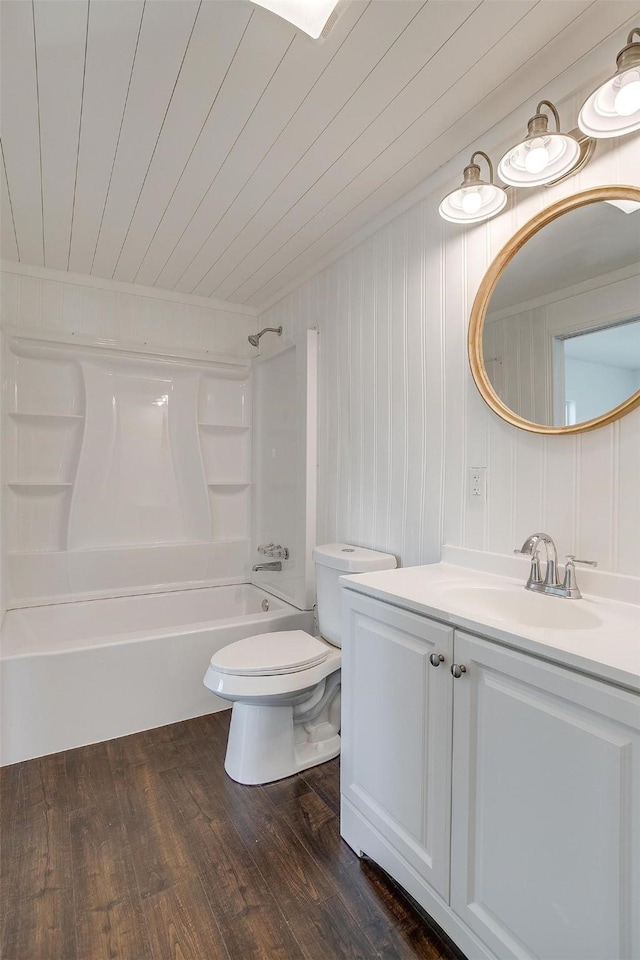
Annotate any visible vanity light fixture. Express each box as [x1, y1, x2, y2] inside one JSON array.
[[579, 28, 640, 138], [438, 151, 507, 224], [498, 100, 580, 187], [251, 0, 344, 39]]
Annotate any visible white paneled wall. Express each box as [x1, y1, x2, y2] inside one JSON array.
[[259, 106, 640, 577], [0, 263, 257, 357]]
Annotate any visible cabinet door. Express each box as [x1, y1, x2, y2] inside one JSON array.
[[451, 630, 640, 960], [341, 591, 454, 899]]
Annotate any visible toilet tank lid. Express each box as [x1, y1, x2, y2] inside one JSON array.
[[312, 543, 397, 573]]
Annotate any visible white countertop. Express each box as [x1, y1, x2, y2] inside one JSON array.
[[340, 562, 640, 693]]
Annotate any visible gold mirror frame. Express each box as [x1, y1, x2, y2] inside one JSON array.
[[468, 185, 640, 435]]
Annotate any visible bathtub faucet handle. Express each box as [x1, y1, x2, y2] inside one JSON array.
[[258, 544, 289, 560]]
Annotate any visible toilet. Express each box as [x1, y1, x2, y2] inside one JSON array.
[[203, 543, 396, 785]]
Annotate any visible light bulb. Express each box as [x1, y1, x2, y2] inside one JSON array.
[[613, 71, 640, 116], [524, 139, 550, 174], [461, 189, 482, 214]]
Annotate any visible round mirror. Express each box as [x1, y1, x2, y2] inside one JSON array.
[[469, 186, 640, 434]]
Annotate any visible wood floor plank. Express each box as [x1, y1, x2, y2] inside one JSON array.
[[1, 809, 76, 960], [113, 761, 193, 898], [280, 789, 453, 960], [1, 885, 77, 960], [1, 753, 75, 960], [70, 800, 153, 960], [261, 771, 315, 807], [142, 875, 230, 960], [185, 813, 305, 960], [286, 893, 384, 960], [230, 791, 336, 909], [279, 787, 356, 873], [106, 723, 190, 776], [301, 757, 341, 816], [358, 860, 466, 960], [66, 740, 119, 811], [1, 752, 67, 830]]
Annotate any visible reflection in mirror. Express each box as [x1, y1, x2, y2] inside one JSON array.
[[483, 199, 640, 428], [559, 319, 640, 425]]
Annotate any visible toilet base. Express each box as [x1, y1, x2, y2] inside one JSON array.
[[224, 700, 341, 785]]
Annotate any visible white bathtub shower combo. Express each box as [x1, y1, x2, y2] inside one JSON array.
[[204, 543, 396, 785], [0, 326, 354, 775]]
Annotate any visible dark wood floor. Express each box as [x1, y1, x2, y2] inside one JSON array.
[[1, 710, 465, 960]]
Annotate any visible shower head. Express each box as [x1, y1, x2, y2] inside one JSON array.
[[248, 326, 282, 348]]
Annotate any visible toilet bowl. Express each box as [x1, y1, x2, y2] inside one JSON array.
[[203, 543, 396, 785]]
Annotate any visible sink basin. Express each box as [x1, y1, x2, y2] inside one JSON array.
[[430, 583, 604, 630]]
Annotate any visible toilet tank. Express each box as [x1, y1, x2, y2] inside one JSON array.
[[312, 543, 397, 647]]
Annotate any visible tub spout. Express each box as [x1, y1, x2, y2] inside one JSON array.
[[252, 561, 282, 572]]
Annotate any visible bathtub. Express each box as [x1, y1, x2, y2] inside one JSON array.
[[0, 584, 313, 765]]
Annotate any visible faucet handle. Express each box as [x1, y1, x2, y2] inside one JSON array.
[[562, 555, 597, 599], [514, 548, 543, 585]]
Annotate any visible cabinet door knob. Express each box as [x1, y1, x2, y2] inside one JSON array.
[[429, 653, 445, 667], [450, 664, 467, 679]]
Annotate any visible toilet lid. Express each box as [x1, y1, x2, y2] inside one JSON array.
[[210, 630, 330, 677]]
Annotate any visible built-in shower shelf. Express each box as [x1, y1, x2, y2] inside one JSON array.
[[198, 422, 251, 431], [7, 482, 74, 491], [206, 481, 251, 487], [8, 412, 84, 422]]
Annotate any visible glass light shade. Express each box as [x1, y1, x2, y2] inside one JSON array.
[[439, 182, 507, 224], [498, 104, 580, 187], [578, 30, 640, 138], [251, 0, 341, 38], [579, 65, 640, 138]]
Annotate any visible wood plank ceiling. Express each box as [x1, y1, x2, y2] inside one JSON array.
[[1, 0, 639, 311]]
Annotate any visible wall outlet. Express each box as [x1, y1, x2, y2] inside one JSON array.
[[469, 466, 487, 503]]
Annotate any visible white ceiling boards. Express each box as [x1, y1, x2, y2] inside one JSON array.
[[1, 0, 638, 310]]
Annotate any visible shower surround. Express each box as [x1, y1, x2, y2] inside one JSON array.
[[3, 328, 253, 607]]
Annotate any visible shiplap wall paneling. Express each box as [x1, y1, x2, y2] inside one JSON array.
[[169, 0, 422, 297], [0, 1, 43, 265], [90, 0, 200, 279], [200, 0, 484, 300], [618, 416, 640, 574], [112, 1, 255, 285], [1, 266, 257, 360], [133, 6, 300, 290], [1, 150, 18, 263], [68, 0, 145, 276], [33, 1, 87, 272]]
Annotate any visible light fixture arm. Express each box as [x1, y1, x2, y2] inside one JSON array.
[[616, 27, 640, 71], [469, 150, 495, 184], [535, 100, 561, 132]]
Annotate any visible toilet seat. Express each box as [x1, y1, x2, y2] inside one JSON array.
[[204, 641, 341, 703], [210, 630, 329, 677]]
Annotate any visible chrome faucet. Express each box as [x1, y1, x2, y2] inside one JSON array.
[[515, 533, 596, 599], [252, 560, 282, 572], [516, 532, 559, 590]]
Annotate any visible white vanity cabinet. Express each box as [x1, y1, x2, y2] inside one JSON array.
[[341, 590, 640, 960], [341, 593, 454, 899]]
